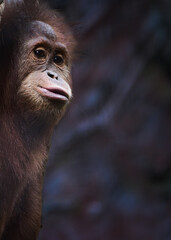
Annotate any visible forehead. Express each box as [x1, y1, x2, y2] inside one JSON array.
[[22, 20, 69, 58], [28, 21, 57, 41]]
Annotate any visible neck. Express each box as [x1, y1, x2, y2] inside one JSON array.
[[0, 110, 56, 181], [0, 109, 57, 159], [18, 113, 55, 149]]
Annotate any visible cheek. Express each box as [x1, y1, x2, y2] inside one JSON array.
[[63, 66, 72, 84], [18, 71, 44, 101]]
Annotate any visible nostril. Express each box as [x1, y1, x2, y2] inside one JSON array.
[[47, 72, 54, 79], [47, 71, 58, 80]]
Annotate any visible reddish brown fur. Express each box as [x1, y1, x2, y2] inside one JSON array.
[[0, 0, 75, 239]]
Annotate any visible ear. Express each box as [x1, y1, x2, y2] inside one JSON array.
[[0, 0, 5, 21]]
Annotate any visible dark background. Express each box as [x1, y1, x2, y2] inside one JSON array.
[[39, 0, 171, 239]]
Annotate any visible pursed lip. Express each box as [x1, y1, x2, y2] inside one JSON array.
[[36, 86, 69, 102]]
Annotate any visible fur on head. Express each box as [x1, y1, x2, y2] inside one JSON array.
[[0, 0, 75, 117]]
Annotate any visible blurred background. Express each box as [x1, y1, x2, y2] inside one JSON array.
[[39, 0, 171, 239]]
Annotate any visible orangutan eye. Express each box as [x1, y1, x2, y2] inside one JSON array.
[[54, 54, 64, 65], [34, 48, 46, 59]]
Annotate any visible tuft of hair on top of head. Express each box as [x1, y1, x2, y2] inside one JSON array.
[[0, 0, 76, 56]]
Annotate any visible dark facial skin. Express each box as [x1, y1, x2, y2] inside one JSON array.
[[18, 21, 72, 116]]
